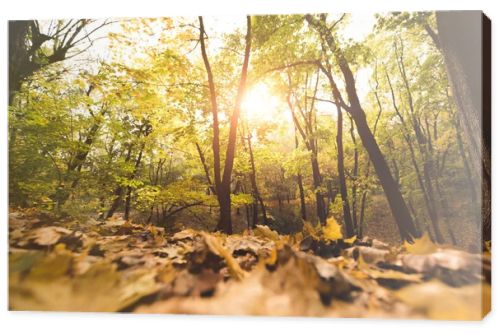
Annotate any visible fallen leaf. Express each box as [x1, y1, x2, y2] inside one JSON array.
[[253, 225, 280, 241], [322, 217, 343, 241], [344, 235, 357, 245], [403, 232, 437, 255], [201, 232, 245, 280], [27, 226, 72, 246]]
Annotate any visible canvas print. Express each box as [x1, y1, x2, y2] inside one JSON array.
[[8, 11, 491, 319]]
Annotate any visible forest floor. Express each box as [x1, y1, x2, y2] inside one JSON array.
[[8, 209, 491, 320]]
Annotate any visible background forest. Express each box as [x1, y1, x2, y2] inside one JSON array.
[[7, 12, 490, 318], [9, 13, 483, 248]]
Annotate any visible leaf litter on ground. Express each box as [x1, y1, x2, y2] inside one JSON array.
[[8, 209, 491, 319]]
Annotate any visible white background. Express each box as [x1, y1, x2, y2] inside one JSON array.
[[0, 0, 498, 333]]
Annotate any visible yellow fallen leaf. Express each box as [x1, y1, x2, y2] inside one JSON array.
[[344, 235, 357, 244], [148, 224, 165, 245], [253, 225, 280, 241], [322, 217, 343, 241], [201, 232, 245, 280], [365, 268, 421, 283], [404, 232, 437, 255]]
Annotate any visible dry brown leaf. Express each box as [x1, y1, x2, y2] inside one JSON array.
[[27, 226, 72, 246]]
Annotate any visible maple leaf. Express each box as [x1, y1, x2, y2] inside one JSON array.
[[322, 217, 343, 241], [403, 232, 437, 255]]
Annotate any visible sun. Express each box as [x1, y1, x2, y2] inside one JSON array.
[[241, 83, 280, 121]]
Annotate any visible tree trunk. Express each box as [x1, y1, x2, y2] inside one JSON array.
[[199, 16, 252, 234], [287, 91, 326, 225], [246, 133, 268, 225], [106, 140, 145, 220], [105, 144, 134, 219], [195, 142, 215, 194], [348, 115, 359, 233], [295, 132, 307, 220], [336, 104, 355, 237], [217, 184, 232, 234], [310, 154, 327, 225], [124, 186, 132, 220]]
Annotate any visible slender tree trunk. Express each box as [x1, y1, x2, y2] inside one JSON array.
[[358, 61, 384, 237], [245, 203, 251, 230], [294, 131, 307, 220], [195, 142, 215, 194], [124, 186, 132, 220], [107, 139, 145, 220], [245, 131, 268, 225], [336, 104, 355, 237], [67, 104, 106, 189], [106, 144, 134, 219], [217, 184, 232, 233], [348, 115, 359, 233], [287, 91, 326, 225], [359, 191, 367, 237], [310, 154, 326, 225], [199, 16, 252, 234]]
